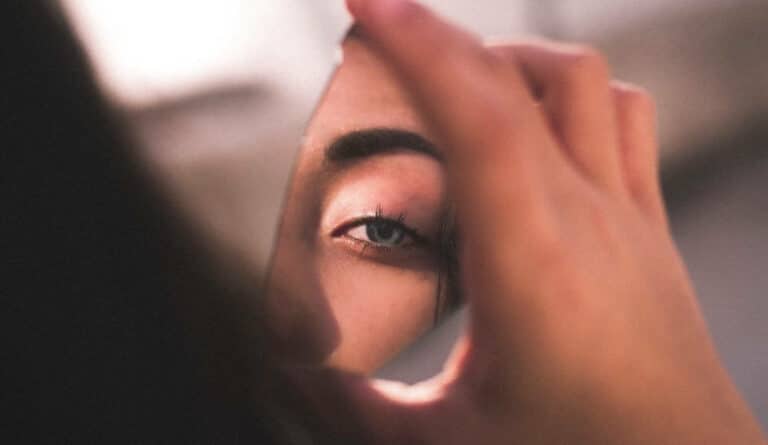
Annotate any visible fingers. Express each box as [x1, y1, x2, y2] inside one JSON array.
[[348, 0, 664, 226], [489, 41, 625, 195], [488, 41, 667, 226], [347, 0, 670, 362], [346, 0, 570, 310], [345, 0, 560, 201], [612, 82, 668, 227]]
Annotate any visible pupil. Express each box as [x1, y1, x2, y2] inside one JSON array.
[[367, 221, 398, 243]]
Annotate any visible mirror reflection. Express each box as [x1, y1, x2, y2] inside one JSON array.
[[265, 32, 461, 373]]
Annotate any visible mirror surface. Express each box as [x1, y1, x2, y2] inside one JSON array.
[[265, 32, 462, 372]]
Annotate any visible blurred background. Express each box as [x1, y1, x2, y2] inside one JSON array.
[[63, 0, 767, 429]]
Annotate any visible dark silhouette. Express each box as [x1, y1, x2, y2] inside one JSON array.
[[0, 2, 317, 443]]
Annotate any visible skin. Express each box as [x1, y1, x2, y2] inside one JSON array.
[[265, 36, 452, 372], [286, 0, 768, 444]]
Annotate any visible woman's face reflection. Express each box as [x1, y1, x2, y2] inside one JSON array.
[[265, 35, 458, 372]]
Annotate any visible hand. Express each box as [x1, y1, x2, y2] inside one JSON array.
[[290, 1, 767, 443]]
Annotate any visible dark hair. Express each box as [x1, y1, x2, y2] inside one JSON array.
[[0, 2, 293, 443]]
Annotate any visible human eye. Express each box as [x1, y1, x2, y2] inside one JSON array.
[[346, 217, 409, 247], [330, 207, 429, 255]]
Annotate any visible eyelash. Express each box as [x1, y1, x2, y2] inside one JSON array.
[[330, 204, 428, 252]]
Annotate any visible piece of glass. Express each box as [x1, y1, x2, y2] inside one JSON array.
[[264, 31, 465, 374]]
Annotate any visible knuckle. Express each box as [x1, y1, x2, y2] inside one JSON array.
[[559, 45, 611, 85]]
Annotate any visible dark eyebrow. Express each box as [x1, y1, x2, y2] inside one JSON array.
[[324, 128, 442, 164]]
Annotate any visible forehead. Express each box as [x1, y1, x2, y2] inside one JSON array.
[[305, 37, 428, 144]]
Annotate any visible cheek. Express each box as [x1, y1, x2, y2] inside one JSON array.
[[320, 256, 438, 373]]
